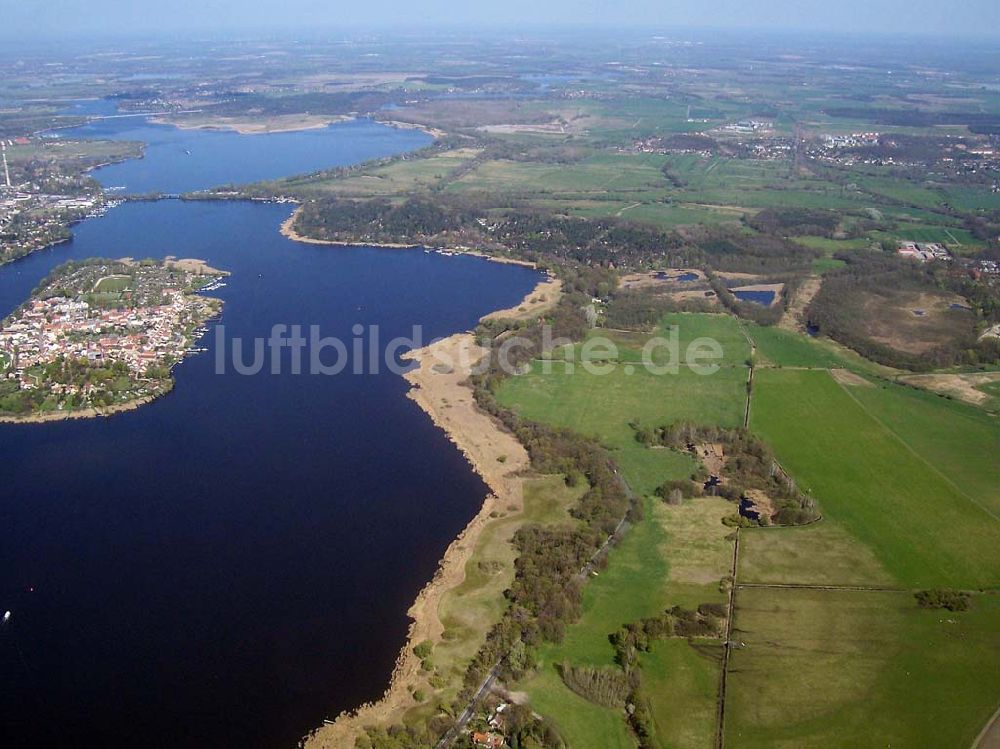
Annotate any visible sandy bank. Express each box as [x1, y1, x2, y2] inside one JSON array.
[[376, 119, 448, 140], [480, 276, 562, 323], [148, 114, 353, 135], [302, 277, 556, 749]]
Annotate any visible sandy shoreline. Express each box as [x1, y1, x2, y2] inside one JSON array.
[[302, 277, 554, 749], [148, 114, 354, 135], [148, 114, 444, 139]]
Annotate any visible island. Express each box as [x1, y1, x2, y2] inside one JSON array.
[[0, 256, 226, 421]]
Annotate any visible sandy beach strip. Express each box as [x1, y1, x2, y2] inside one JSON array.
[[302, 277, 556, 749], [147, 114, 353, 135], [480, 276, 562, 323]]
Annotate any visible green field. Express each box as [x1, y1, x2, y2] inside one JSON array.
[[283, 147, 482, 195], [738, 521, 895, 586], [641, 640, 722, 749], [745, 324, 866, 370], [519, 496, 734, 749], [846, 381, 1000, 514], [449, 152, 670, 198], [92, 274, 131, 294], [750, 369, 1000, 587], [497, 361, 747, 449], [726, 588, 1000, 748], [517, 666, 634, 749], [498, 317, 752, 747]]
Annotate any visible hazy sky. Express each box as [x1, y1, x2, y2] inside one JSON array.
[[4, 0, 1000, 38]]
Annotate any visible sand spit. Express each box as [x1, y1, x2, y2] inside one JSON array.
[[148, 114, 353, 135], [302, 278, 555, 749], [480, 276, 562, 323]]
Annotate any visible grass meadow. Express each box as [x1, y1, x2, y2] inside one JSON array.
[[726, 588, 1000, 748], [750, 369, 999, 587]]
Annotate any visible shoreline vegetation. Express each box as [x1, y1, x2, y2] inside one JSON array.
[[279, 206, 539, 270], [0, 390, 162, 424], [302, 276, 557, 749]]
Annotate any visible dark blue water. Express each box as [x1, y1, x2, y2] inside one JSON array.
[[0, 138, 539, 747], [738, 497, 760, 521], [731, 289, 776, 307], [56, 118, 430, 194], [655, 271, 699, 282]]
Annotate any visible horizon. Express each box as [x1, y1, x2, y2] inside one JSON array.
[[3, 0, 1000, 42]]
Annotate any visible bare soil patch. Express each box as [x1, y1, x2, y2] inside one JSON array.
[[830, 369, 874, 388], [899, 372, 1000, 406]]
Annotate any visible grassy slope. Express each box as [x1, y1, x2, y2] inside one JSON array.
[[750, 369, 1000, 588]]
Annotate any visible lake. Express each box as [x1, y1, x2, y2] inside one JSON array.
[[58, 116, 430, 194], [0, 119, 541, 748]]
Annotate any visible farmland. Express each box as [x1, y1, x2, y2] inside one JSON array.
[[517, 496, 735, 749], [750, 368, 999, 587], [725, 588, 1000, 749], [495, 307, 1000, 748]]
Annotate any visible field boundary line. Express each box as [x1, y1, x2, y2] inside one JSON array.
[[715, 528, 740, 749], [736, 582, 905, 593], [833, 373, 1000, 522]]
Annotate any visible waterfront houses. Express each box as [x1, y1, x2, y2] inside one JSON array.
[[0, 259, 224, 416]]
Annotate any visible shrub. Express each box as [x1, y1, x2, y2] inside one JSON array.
[[915, 589, 971, 611]]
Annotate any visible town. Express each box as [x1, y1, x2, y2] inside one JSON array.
[[0, 258, 225, 418], [0, 136, 140, 265]]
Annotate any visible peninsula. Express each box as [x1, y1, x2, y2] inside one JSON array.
[[0, 257, 226, 421]]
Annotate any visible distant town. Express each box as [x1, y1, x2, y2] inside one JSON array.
[[0, 136, 141, 265]]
